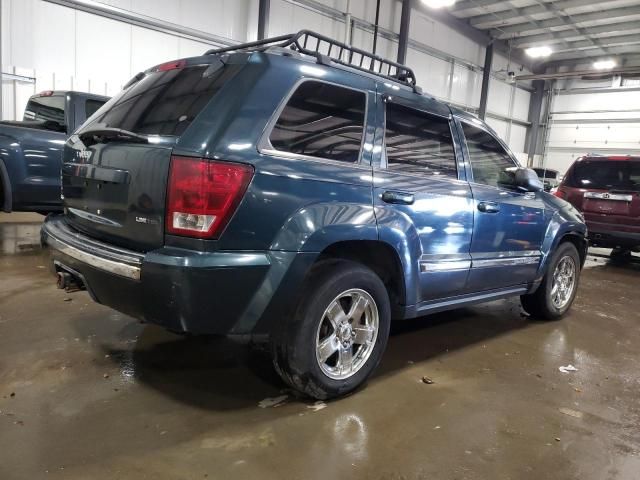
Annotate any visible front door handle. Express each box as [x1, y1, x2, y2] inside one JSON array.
[[382, 191, 415, 205], [477, 201, 500, 213]]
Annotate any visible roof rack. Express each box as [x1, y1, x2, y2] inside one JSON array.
[[205, 30, 419, 91]]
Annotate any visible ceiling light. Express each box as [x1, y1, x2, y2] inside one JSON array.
[[593, 59, 616, 70], [525, 46, 553, 58], [421, 0, 456, 8]]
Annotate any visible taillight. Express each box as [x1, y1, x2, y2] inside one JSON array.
[[156, 59, 186, 72], [554, 189, 566, 199], [166, 156, 253, 239]]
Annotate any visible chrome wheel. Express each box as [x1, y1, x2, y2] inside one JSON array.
[[315, 288, 379, 380], [551, 256, 577, 309]]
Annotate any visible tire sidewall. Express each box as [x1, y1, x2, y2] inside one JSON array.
[[291, 263, 391, 397]]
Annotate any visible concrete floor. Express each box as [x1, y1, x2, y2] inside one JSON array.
[[1, 212, 639, 480]]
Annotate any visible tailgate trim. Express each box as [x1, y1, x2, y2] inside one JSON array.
[[43, 218, 142, 280], [584, 192, 633, 202]]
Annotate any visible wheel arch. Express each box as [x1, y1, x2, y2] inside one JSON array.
[[317, 240, 407, 317]]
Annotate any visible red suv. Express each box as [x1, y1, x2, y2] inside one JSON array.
[[556, 155, 640, 256]]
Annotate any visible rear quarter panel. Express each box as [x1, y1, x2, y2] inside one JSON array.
[[174, 52, 379, 253]]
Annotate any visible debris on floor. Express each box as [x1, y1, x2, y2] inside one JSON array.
[[559, 407, 583, 419], [421, 376, 435, 384], [559, 364, 578, 373], [307, 401, 327, 412], [258, 395, 288, 408]]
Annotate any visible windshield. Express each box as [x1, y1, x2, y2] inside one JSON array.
[[567, 159, 640, 191], [83, 61, 236, 137]]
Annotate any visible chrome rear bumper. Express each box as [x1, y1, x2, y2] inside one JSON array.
[[42, 217, 143, 280]]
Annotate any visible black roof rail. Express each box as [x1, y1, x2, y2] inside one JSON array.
[[205, 30, 419, 91]]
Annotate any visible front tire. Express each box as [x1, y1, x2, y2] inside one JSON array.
[[271, 260, 391, 400], [521, 242, 581, 320]]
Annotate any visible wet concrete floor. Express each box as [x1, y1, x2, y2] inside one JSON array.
[[1, 212, 639, 479]]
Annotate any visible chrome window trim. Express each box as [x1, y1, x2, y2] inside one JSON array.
[[258, 77, 370, 166]]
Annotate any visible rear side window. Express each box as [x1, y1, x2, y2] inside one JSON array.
[[85, 62, 236, 136], [269, 81, 366, 163], [384, 103, 457, 178], [24, 95, 65, 125], [85, 99, 106, 119], [567, 160, 640, 191], [462, 123, 516, 188]]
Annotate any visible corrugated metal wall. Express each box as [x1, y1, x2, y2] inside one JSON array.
[[544, 78, 640, 174], [0, 0, 531, 152]]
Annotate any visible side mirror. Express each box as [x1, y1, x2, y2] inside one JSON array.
[[515, 167, 544, 192]]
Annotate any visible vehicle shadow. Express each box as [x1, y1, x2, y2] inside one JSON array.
[[585, 250, 640, 273], [108, 297, 530, 412]]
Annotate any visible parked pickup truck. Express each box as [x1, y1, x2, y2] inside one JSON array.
[[42, 31, 587, 399], [0, 90, 108, 213]]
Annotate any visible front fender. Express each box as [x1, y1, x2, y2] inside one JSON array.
[[537, 206, 587, 279]]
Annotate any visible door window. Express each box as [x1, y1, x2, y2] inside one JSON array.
[[384, 103, 457, 178], [461, 123, 517, 189], [269, 81, 366, 163]]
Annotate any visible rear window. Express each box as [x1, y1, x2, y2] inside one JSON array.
[[24, 95, 65, 125], [84, 62, 236, 136], [566, 159, 640, 191], [268, 81, 366, 163]]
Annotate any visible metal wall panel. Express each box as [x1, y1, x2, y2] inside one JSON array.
[[545, 87, 640, 173]]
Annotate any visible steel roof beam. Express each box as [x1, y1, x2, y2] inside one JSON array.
[[542, 45, 640, 63], [509, 21, 640, 47], [542, 53, 640, 68], [528, 0, 612, 58], [467, 0, 616, 28], [489, 5, 640, 36], [553, 34, 640, 52]]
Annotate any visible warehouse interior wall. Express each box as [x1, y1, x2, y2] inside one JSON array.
[[541, 64, 640, 174], [1, 0, 532, 154]]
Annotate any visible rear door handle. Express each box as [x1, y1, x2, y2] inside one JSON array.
[[382, 191, 415, 205], [477, 201, 500, 213]]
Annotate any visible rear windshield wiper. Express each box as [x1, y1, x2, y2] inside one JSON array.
[[79, 127, 149, 146]]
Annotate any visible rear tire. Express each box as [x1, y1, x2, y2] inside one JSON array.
[[521, 242, 581, 320], [271, 260, 391, 400], [610, 247, 632, 261]]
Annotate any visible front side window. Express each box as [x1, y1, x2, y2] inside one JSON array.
[[384, 103, 457, 178], [461, 123, 516, 189], [269, 81, 366, 163]]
